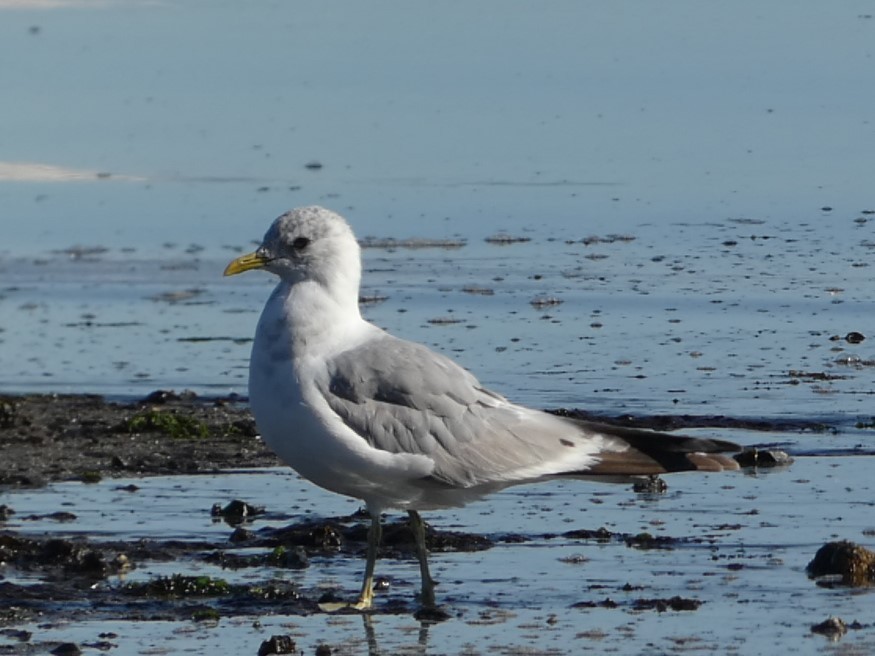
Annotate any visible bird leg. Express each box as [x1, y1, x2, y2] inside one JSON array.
[[409, 510, 451, 621], [353, 515, 382, 610], [319, 512, 381, 612], [408, 510, 436, 607], [320, 510, 450, 618]]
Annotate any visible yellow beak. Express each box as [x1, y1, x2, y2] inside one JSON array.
[[224, 251, 270, 276]]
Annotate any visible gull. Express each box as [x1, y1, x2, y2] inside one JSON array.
[[224, 206, 740, 615]]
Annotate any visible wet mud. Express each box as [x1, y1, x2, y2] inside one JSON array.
[[0, 392, 278, 490], [0, 504, 726, 651], [0, 510, 492, 641]]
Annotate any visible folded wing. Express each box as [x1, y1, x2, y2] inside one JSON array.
[[318, 334, 739, 488]]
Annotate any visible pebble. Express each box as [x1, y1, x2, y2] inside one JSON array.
[[257, 635, 296, 655]]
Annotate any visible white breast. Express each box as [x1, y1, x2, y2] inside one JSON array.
[[247, 283, 434, 511]]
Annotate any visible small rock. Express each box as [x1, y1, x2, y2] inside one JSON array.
[[373, 576, 390, 591], [807, 540, 875, 586], [315, 645, 332, 656], [50, 644, 81, 656], [632, 476, 668, 494], [734, 449, 793, 468], [140, 389, 181, 404], [811, 616, 847, 638], [211, 499, 265, 525], [845, 331, 865, 344], [258, 635, 296, 655]]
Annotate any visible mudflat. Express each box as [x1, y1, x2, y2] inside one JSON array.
[[0, 392, 278, 490]]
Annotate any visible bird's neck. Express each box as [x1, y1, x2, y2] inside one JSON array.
[[272, 279, 366, 357]]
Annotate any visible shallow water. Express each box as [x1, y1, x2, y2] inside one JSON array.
[[1, 1, 874, 654], [4, 455, 875, 655], [1, 215, 872, 426]]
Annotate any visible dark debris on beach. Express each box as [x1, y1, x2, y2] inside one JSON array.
[[0, 391, 279, 489]]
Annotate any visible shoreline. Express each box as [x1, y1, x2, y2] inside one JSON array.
[[1, 390, 825, 491]]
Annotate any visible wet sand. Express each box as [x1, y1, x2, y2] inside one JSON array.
[[0, 392, 277, 490]]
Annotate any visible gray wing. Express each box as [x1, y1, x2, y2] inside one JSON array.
[[317, 334, 593, 487]]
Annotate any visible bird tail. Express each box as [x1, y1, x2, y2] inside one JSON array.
[[565, 418, 741, 476]]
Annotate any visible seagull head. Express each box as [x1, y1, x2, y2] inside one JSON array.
[[224, 206, 362, 294]]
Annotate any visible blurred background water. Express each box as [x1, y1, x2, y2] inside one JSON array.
[[1, 1, 873, 252], [1, 0, 872, 417]]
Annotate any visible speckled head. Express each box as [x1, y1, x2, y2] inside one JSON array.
[[224, 206, 361, 291]]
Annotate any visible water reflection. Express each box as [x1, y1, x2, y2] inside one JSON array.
[[361, 615, 431, 656]]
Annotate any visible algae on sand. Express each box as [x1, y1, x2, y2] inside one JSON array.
[[124, 409, 210, 440]]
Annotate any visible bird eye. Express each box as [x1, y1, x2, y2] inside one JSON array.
[[292, 237, 311, 250]]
